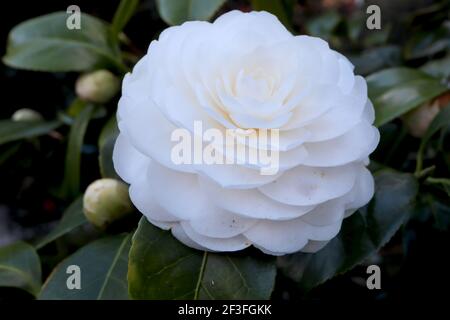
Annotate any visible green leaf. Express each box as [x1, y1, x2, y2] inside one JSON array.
[[156, 0, 225, 25], [349, 45, 401, 76], [98, 115, 119, 179], [3, 12, 125, 72], [39, 234, 131, 300], [427, 177, 450, 198], [35, 197, 87, 249], [421, 54, 450, 80], [363, 24, 391, 47], [278, 170, 418, 293], [0, 120, 60, 146], [61, 100, 95, 199], [305, 11, 341, 41], [250, 0, 293, 31], [366, 67, 449, 126], [128, 218, 276, 300], [111, 0, 140, 37], [416, 103, 450, 174], [0, 241, 42, 296], [346, 14, 364, 43], [428, 196, 450, 230], [404, 25, 450, 60]]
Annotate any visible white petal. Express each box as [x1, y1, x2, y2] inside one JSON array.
[[259, 164, 358, 206], [244, 219, 308, 254], [113, 133, 149, 184], [198, 163, 281, 189], [301, 240, 329, 253], [299, 76, 368, 143], [302, 121, 380, 167], [171, 224, 208, 251], [128, 171, 179, 222], [337, 55, 355, 94], [144, 161, 210, 220], [283, 85, 340, 130], [244, 217, 341, 254], [148, 219, 175, 231], [363, 99, 376, 124], [343, 166, 375, 211], [300, 200, 346, 226], [119, 95, 195, 174], [199, 177, 315, 220], [181, 222, 251, 252], [188, 206, 256, 239], [229, 111, 292, 129]]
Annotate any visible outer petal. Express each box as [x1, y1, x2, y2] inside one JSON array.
[[188, 209, 256, 239], [244, 217, 341, 254], [301, 240, 329, 253], [302, 121, 380, 167], [128, 170, 179, 222], [180, 222, 251, 251], [171, 224, 208, 251], [259, 164, 358, 206], [113, 133, 149, 184], [199, 176, 315, 220]]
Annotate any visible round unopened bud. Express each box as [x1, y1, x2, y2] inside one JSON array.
[[12, 108, 43, 122], [75, 70, 120, 104], [83, 179, 133, 228]]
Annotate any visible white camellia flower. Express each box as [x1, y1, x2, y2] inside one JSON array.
[[113, 10, 380, 255]]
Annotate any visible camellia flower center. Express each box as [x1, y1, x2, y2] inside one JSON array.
[[234, 68, 274, 102]]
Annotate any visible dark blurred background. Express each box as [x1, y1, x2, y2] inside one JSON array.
[[0, 0, 448, 301]]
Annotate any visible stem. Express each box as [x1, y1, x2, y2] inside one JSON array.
[[426, 177, 450, 186], [415, 143, 426, 176], [111, 0, 140, 38]]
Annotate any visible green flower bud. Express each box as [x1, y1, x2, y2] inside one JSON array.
[[83, 179, 133, 228], [75, 70, 120, 104], [12, 108, 43, 122]]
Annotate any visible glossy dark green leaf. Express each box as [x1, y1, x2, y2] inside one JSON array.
[[3, 12, 124, 72], [278, 170, 418, 293], [98, 115, 119, 179], [61, 101, 95, 199], [156, 0, 225, 26], [250, 0, 292, 30], [0, 241, 42, 296], [111, 0, 140, 37], [404, 25, 450, 60], [35, 197, 87, 249], [416, 103, 450, 174], [128, 218, 276, 300], [349, 45, 401, 76], [421, 54, 450, 79], [366, 67, 449, 126], [0, 120, 60, 146], [39, 234, 131, 300]]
